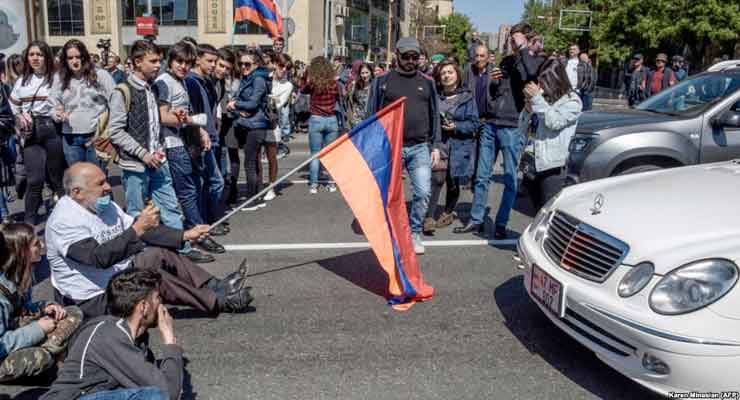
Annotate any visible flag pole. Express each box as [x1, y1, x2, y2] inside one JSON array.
[[208, 135, 351, 230], [208, 97, 406, 231]]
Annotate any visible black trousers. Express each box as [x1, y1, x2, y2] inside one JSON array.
[[236, 126, 267, 199], [55, 247, 218, 319], [524, 167, 565, 210], [426, 169, 461, 219], [23, 117, 66, 224]]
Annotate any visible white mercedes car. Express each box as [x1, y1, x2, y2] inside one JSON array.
[[517, 161, 740, 397]]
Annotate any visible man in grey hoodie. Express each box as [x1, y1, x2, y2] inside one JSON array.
[[108, 40, 188, 248], [41, 269, 182, 400]]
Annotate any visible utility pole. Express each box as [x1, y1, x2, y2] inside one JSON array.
[[386, 0, 393, 65], [324, 0, 331, 58], [282, 0, 289, 53]]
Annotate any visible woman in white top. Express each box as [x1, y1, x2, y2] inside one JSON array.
[[264, 53, 294, 201], [49, 39, 115, 170], [9, 41, 66, 225]]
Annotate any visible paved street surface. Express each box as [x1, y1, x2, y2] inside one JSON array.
[[0, 131, 660, 400]]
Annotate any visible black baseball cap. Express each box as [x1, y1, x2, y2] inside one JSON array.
[[632, 53, 643, 61]]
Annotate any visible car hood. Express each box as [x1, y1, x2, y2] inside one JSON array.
[[576, 110, 677, 133], [554, 162, 740, 272]]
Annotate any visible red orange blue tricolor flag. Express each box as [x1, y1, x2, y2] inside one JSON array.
[[318, 98, 434, 310], [234, 0, 284, 38]]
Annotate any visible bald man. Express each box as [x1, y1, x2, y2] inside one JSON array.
[[45, 162, 253, 319]]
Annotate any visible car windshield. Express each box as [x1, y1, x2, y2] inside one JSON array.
[[635, 73, 740, 116]]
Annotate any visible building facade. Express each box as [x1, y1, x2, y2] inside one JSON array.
[[29, 0, 411, 64]]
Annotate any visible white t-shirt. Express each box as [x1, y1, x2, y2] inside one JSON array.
[[10, 74, 54, 117], [154, 72, 190, 149], [46, 196, 135, 300], [566, 58, 579, 91]]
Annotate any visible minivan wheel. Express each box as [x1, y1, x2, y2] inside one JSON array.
[[615, 164, 664, 176]]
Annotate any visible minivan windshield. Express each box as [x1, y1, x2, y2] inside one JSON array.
[[635, 73, 740, 116]]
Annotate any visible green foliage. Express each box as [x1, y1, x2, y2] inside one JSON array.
[[521, 0, 740, 67], [439, 13, 474, 65]]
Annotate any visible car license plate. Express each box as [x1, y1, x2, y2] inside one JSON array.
[[531, 265, 563, 317]]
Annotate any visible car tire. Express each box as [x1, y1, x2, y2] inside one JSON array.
[[615, 164, 664, 176]]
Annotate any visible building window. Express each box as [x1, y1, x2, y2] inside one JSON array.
[[370, 15, 388, 48], [122, 0, 198, 26], [234, 21, 267, 35], [47, 0, 84, 36], [345, 9, 368, 43], [348, 0, 370, 11]]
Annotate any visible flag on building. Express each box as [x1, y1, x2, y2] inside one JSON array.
[[318, 98, 435, 310], [234, 0, 284, 38]]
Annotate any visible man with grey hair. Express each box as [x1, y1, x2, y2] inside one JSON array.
[[46, 162, 253, 318]]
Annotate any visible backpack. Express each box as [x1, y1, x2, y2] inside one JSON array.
[[94, 83, 131, 164]]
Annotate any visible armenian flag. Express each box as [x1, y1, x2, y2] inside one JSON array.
[[234, 0, 284, 38], [318, 98, 435, 310]]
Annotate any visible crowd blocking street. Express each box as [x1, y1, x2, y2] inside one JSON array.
[[0, 14, 730, 399]]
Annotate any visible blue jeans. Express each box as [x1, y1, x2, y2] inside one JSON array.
[[79, 386, 168, 400], [308, 115, 339, 186], [122, 161, 191, 253], [470, 123, 525, 229], [62, 133, 107, 173], [402, 143, 432, 234], [279, 105, 292, 140], [579, 92, 593, 111], [0, 189, 7, 219], [200, 147, 225, 223], [167, 146, 203, 228]]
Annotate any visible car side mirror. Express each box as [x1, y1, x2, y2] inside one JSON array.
[[712, 110, 740, 128]]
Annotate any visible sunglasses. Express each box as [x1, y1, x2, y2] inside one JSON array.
[[400, 53, 420, 61], [239, 62, 252, 68]]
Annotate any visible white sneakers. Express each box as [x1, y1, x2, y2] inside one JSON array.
[[327, 184, 337, 193], [264, 189, 277, 201], [309, 185, 319, 194], [241, 203, 267, 212], [412, 233, 425, 255], [310, 184, 337, 194]]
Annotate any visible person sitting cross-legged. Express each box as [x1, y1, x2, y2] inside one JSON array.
[[41, 269, 184, 400], [0, 223, 82, 383], [45, 162, 253, 319]]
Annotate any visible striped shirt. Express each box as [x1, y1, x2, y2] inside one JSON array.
[[10, 74, 54, 116], [302, 82, 339, 117]]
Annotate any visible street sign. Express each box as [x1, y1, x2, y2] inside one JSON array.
[[135, 16, 158, 37]]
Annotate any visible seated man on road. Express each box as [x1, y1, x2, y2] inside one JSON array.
[[45, 162, 253, 319], [41, 269, 184, 400]]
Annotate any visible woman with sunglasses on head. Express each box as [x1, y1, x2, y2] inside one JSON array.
[[424, 59, 480, 234], [227, 51, 272, 211], [520, 59, 582, 209], [301, 56, 342, 194], [49, 39, 116, 170], [0, 224, 82, 383], [264, 53, 294, 202], [9, 41, 67, 226]]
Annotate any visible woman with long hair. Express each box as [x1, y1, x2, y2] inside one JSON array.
[[5, 54, 23, 88], [224, 52, 243, 206], [424, 59, 480, 234], [264, 53, 294, 202], [346, 62, 373, 128], [301, 56, 341, 194], [49, 39, 116, 168], [227, 51, 272, 211], [9, 41, 67, 225], [520, 59, 583, 208], [0, 224, 82, 382]]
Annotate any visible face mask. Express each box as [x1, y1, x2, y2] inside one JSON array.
[[95, 195, 112, 214]]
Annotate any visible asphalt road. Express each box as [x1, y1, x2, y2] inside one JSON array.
[[0, 132, 660, 400]]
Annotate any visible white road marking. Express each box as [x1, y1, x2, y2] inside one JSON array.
[[223, 239, 518, 251]]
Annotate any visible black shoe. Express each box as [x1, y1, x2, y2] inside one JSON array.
[[453, 222, 484, 234], [227, 178, 238, 205], [221, 287, 254, 313], [184, 249, 215, 264], [197, 236, 225, 254], [493, 226, 508, 240], [220, 270, 246, 294], [210, 224, 230, 236]]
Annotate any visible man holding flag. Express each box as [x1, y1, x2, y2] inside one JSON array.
[[366, 37, 442, 255]]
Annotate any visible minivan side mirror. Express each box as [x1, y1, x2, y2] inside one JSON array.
[[712, 110, 740, 128]]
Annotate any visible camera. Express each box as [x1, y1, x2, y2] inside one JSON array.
[[97, 39, 112, 66]]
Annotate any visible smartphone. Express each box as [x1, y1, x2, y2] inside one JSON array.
[[440, 112, 452, 126]]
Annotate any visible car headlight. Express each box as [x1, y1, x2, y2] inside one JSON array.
[[569, 136, 593, 152], [530, 196, 558, 242], [649, 259, 739, 315], [618, 262, 654, 297]]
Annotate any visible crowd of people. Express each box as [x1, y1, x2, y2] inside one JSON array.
[[0, 19, 653, 398]]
